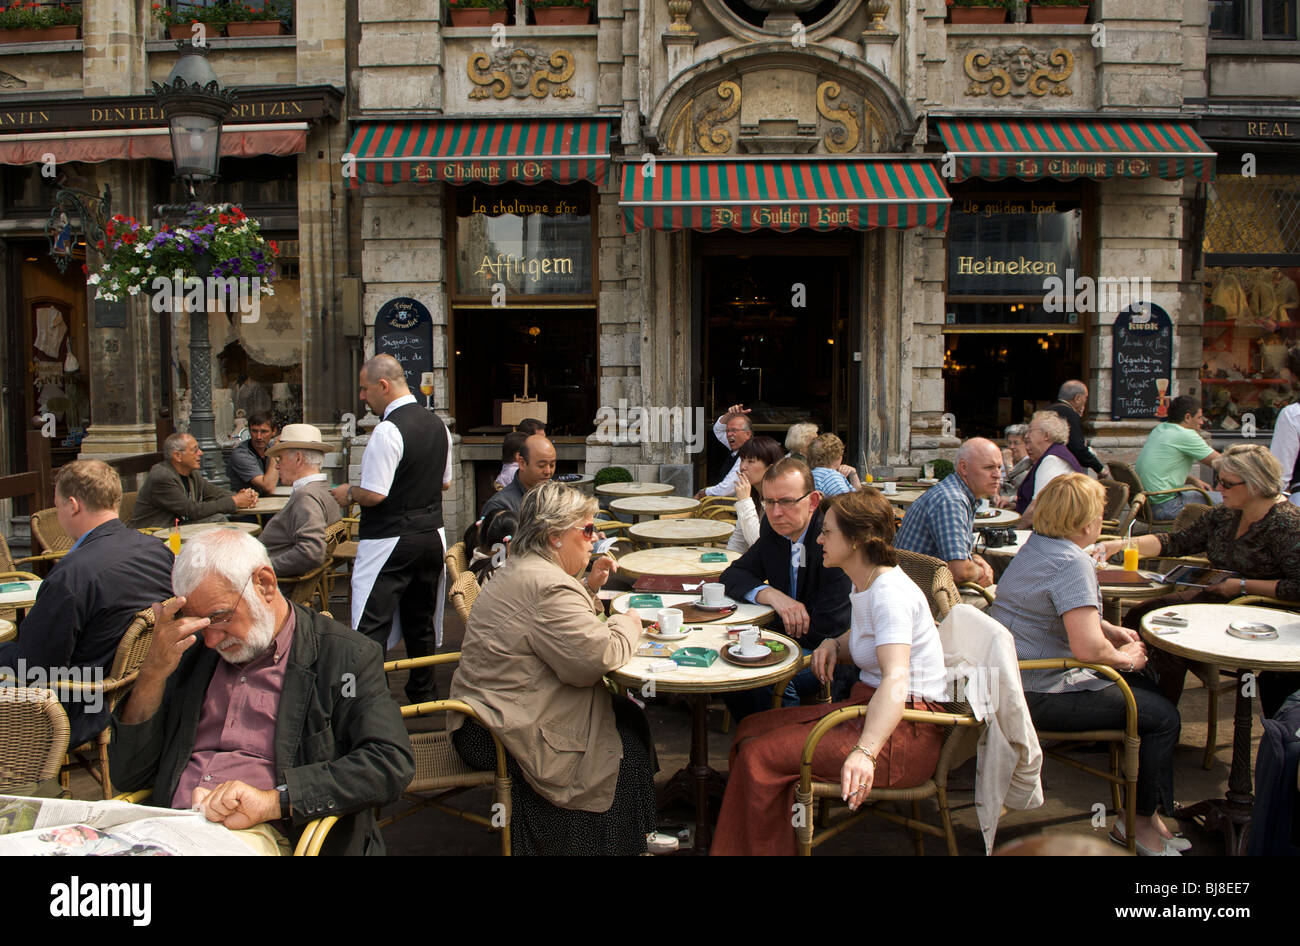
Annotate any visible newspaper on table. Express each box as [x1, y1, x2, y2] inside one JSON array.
[[0, 794, 256, 856]]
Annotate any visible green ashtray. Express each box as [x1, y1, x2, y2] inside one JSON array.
[[765, 640, 786, 653], [628, 594, 663, 610], [699, 552, 728, 563], [670, 647, 719, 668], [0, 582, 31, 594]]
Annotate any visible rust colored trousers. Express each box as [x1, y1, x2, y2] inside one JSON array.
[[710, 682, 943, 856]]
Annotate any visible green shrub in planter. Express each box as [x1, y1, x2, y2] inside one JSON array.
[[594, 466, 633, 487], [932, 459, 955, 480]]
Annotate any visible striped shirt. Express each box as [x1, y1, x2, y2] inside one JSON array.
[[988, 533, 1109, 694]]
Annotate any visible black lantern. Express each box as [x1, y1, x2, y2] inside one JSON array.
[[152, 42, 237, 188]]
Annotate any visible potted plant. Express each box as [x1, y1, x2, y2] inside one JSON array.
[[947, 0, 1013, 25], [223, 0, 288, 36], [529, 0, 592, 26], [151, 3, 226, 39], [86, 205, 279, 306], [0, 1, 82, 44], [448, 0, 507, 27], [1027, 0, 1090, 24]]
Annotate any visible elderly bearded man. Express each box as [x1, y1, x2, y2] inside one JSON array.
[[109, 529, 414, 856]]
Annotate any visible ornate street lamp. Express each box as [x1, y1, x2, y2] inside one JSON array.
[[153, 42, 237, 486]]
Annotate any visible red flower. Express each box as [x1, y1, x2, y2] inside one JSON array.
[[122, 231, 136, 244], [268, 240, 279, 256], [219, 213, 230, 225], [81, 264, 88, 276], [96, 240, 104, 249]]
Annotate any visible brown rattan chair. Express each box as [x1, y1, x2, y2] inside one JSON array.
[[1018, 658, 1139, 853], [1099, 478, 1130, 531], [794, 701, 981, 855], [445, 541, 469, 583], [57, 607, 157, 799], [1106, 460, 1212, 534], [894, 549, 993, 620], [29, 507, 73, 557], [697, 504, 739, 523], [0, 532, 65, 580], [0, 687, 70, 792], [318, 519, 349, 606], [449, 571, 480, 623], [1170, 502, 1212, 533], [118, 491, 138, 525], [278, 560, 332, 610], [378, 653, 512, 855]]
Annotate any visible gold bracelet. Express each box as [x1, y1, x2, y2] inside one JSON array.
[[850, 745, 876, 767]]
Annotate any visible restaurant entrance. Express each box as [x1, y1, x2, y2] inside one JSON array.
[[693, 233, 860, 481], [943, 331, 1085, 439]]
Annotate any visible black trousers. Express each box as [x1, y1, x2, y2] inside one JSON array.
[[355, 529, 444, 702]]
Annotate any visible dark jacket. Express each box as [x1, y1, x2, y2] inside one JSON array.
[[479, 470, 527, 521], [128, 461, 236, 529], [109, 604, 415, 856], [1045, 401, 1104, 475], [0, 519, 174, 747], [720, 506, 851, 650]]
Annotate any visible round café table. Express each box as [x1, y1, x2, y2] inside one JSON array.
[[609, 623, 798, 852], [596, 482, 675, 498], [615, 546, 741, 580], [628, 518, 732, 547], [971, 507, 1021, 530], [882, 487, 928, 508], [246, 496, 289, 516], [0, 579, 41, 614], [610, 591, 774, 628], [154, 521, 261, 543], [554, 472, 596, 497], [977, 529, 1032, 580], [609, 496, 700, 522], [273, 485, 294, 496], [1140, 602, 1300, 855], [0, 618, 15, 643], [1099, 569, 1171, 624]]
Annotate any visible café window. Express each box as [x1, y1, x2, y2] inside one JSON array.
[[1210, 0, 1297, 39], [449, 182, 598, 437], [942, 185, 1089, 437], [1201, 171, 1300, 433]]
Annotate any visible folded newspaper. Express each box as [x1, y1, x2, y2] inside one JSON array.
[[0, 794, 256, 856]]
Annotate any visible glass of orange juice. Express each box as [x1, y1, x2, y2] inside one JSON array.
[[1123, 539, 1139, 571]]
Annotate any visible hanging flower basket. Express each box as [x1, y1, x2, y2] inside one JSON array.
[[86, 204, 278, 307]]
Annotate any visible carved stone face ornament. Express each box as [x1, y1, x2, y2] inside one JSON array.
[[965, 45, 1074, 98], [468, 46, 576, 100], [507, 51, 534, 98]]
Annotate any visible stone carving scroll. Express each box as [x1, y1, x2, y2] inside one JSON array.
[[816, 81, 860, 154], [964, 46, 1074, 98], [468, 47, 576, 100]]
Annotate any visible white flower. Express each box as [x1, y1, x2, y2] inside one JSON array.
[[87, 274, 101, 285], [147, 266, 156, 275], [135, 244, 145, 254], [128, 284, 141, 296], [130, 267, 140, 275]]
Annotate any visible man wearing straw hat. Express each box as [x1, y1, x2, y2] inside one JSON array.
[[331, 355, 452, 706], [260, 424, 341, 577]]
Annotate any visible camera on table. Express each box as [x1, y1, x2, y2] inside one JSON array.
[[981, 527, 1017, 549]]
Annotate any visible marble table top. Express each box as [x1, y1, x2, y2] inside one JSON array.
[[155, 521, 262, 542], [1140, 603, 1300, 672], [609, 496, 701, 518], [611, 591, 774, 628], [608, 624, 797, 694], [614, 546, 740, 579], [0, 618, 14, 643], [628, 517, 733, 546], [596, 482, 676, 498], [0, 579, 40, 607], [247, 496, 289, 516]]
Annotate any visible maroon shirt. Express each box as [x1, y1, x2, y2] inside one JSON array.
[[172, 608, 296, 809]]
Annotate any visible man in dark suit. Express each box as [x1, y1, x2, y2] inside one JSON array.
[[0, 460, 174, 750], [128, 432, 259, 529], [1045, 380, 1106, 476], [110, 528, 413, 856], [721, 458, 853, 722]]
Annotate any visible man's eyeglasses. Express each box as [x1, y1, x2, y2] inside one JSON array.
[[183, 572, 254, 630], [761, 491, 813, 511]]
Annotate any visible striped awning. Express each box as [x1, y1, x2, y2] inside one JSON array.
[[932, 116, 1216, 182], [345, 118, 610, 186], [619, 157, 951, 233]]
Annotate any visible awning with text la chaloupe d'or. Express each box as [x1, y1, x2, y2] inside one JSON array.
[[931, 116, 1216, 183], [619, 156, 951, 234], [344, 118, 611, 187]]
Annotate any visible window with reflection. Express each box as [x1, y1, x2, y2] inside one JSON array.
[[1264, 0, 1297, 38], [1211, 0, 1245, 35]]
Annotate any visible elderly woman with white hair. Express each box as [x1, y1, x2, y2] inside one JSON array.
[[1015, 410, 1082, 527], [784, 422, 819, 464], [449, 481, 662, 855]]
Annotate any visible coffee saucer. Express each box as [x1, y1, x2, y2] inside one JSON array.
[[694, 596, 737, 611]]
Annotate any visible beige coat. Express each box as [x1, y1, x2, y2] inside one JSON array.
[[448, 552, 641, 812]]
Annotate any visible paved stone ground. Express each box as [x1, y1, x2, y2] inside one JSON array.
[[69, 604, 1260, 856]]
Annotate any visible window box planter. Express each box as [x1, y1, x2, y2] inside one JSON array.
[[1027, 4, 1089, 23], [532, 6, 591, 25], [449, 8, 507, 25], [226, 20, 286, 36], [167, 23, 225, 39], [949, 7, 1009, 24], [0, 25, 79, 42]]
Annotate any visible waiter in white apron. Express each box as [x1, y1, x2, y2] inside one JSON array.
[[333, 354, 452, 705]]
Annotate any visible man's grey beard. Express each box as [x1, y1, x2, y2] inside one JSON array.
[[216, 586, 278, 664]]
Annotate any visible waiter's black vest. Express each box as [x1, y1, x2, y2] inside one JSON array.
[[359, 402, 447, 540]]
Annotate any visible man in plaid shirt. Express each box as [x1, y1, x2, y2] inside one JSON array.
[[894, 438, 1003, 589]]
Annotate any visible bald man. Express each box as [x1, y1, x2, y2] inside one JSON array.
[[894, 437, 1002, 587], [478, 432, 556, 520], [331, 355, 453, 705]]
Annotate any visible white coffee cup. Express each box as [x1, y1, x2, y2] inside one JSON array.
[[736, 628, 761, 656], [657, 608, 684, 635], [701, 582, 726, 606], [977, 498, 990, 514], [882, 481, 897, 495]]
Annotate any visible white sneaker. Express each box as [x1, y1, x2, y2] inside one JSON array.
[[646, 832, 679, 855], [1109, 819, 1187, 855]]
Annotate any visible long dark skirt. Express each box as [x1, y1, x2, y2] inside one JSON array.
[[453, 694, 658, 855]]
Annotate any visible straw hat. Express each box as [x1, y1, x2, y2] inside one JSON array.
[[268, 423, 334, 456]]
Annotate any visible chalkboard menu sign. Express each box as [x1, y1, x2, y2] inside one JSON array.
[[374, 298, 433, 394], [1111, 302, 1173, 420]]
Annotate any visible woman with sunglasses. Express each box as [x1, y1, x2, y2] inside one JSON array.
[[449, 481, 664, 854], [1095, 444, 1300, 715]]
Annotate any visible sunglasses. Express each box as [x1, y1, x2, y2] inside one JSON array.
[[1218, 478, 1245, 491], [577, 523, 597, 539]]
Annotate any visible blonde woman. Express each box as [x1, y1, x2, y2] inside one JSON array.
[[990, 474, 1183, 855], [449, 481, 660, 855]]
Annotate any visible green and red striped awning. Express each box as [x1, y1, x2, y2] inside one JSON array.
[[619, 156, 951, 233], [932, 116, 1216, 182], [345, 119, 610, 186]]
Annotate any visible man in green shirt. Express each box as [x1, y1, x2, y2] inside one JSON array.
[[1134, 395, 1221, 520]]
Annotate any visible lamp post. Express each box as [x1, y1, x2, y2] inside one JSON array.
[[152, 42, 237, 486]]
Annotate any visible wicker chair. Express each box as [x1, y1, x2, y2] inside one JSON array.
[[894, 549, 993, 620], [114, 788, 337, 856], [278, 560, 332, 610], [794, 701, 981, 855], [378, 653, 512, 855], [1106, 460, 1213, 534], [697, 504, 739, 523], [449, 571, 481, 623], [1099, 479, 1130, 531], [0, 687, 70, 792], [119, 491, 138, 525], [1018, 658, 1139, 852], [1171, 502, 1212, 533], [56, 607, 157, 799], [445, 541, 469, 583], [29, 507, 73, 557]]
